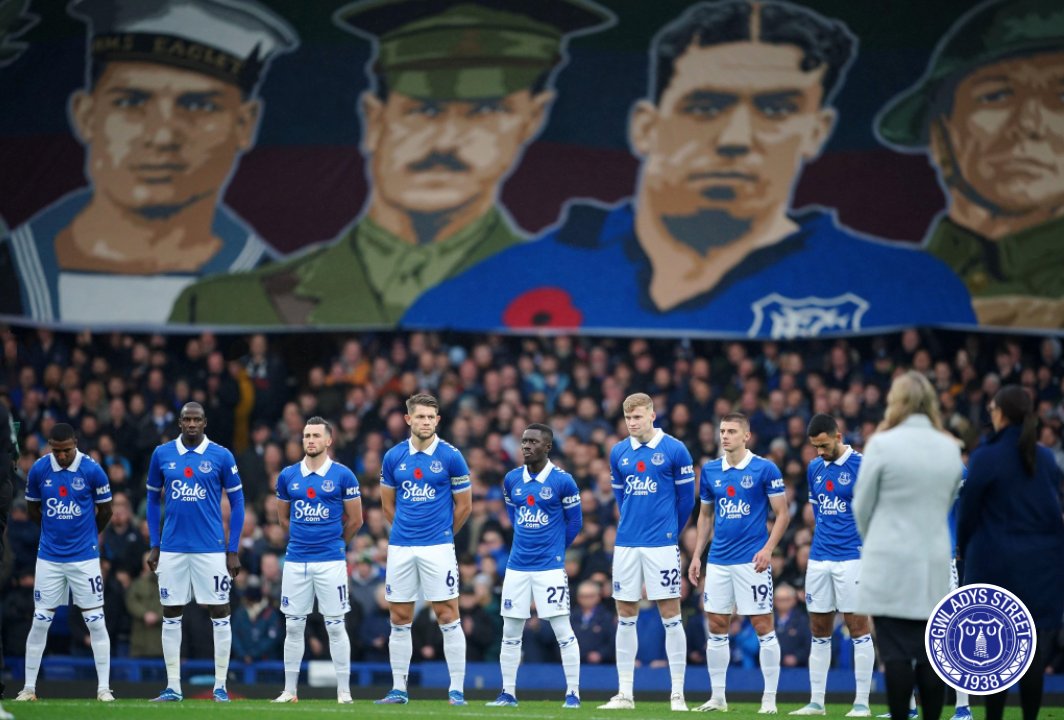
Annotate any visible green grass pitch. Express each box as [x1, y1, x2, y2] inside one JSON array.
[[2, 700, 1052, 720]]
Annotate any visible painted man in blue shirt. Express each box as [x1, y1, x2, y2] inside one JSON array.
[[404, 1, 974, 338], [488, 423, 582, 709], [272, 417, 363, 705], [376, 393, 472, 706]]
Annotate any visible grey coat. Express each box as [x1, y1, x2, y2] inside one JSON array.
[[853, 415, 963, 620]]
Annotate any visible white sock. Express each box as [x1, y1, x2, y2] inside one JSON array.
[[853, 634, 875, 707], [910, 695, 918, 712], [500, 617, 524, 696], [707, 633, 729, 700], [956, 690, 969, 709], [162, 616, 183, 694], [23, 609, 54, 691], [440, 619, 466, 693], [325, 616, 351, 692], [81, 609, 111, 691], [389, 623, 412, 692], [759, 631, 780, 699], [616, 616, 637, 697], [809, 636, 832, 706], [662, 614, 686, 696], [283, 615, 307, 694], [212, 616, 232, 690], [549, 615, 581, 697]]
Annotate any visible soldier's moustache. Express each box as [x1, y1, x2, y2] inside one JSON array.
[[409, 151, 470, 173]]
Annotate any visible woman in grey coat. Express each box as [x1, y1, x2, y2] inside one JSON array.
[[853, 371, 964, 720]]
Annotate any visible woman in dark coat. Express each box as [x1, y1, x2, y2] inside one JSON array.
[[957, 384, 1064, 720]]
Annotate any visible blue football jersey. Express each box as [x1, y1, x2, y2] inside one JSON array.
[[504, 461, 581, 571], [807, 447, 863, 561], [26, 451, 111, 562], [382, 437, 471, 546], [146, 437, 243, 553], [610, 429, 695, 547], [700, 451, 784, 564], [277, 458, 361, 562]]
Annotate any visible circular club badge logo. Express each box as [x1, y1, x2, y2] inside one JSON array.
[[925, 583, 1037, 695]]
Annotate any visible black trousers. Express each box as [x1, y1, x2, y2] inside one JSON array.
[[874, 616, 945, 720]]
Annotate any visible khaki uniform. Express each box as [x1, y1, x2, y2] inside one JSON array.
[[169, 209, 522, 326], [927, 216, 1064, 328]]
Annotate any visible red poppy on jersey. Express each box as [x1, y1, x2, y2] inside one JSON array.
[[826, 480, 834, 492], [727, 486, 736, 497], [184, 466, 194, 478], [59, 485, 68, 497], [636, 461, 646, 472], [526, 494, 535, 506], [307, 487, 316, 499], [414, 468, 423, 480]]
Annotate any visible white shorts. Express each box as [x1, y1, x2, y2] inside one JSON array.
[[501, 568, 571, 619], [704, 562, 774, 616], [612, 545, 682, 602], [280, 560, 350, 617], [385, 544, 459, 603], [156, 551, 230, 606], [805, 558, 862, 614], [34, 558, 104, 610]]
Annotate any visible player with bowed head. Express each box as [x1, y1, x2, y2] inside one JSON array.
[[376, 394, 472, 705], [16, 423, 114, 703], [689, 413, 789, 714], [272, 417, 363, 704], [487, 423, 583, 708], [790, 414, 875, 717]]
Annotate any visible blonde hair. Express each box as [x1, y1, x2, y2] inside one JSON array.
[[879, 371, 944, 432], [622, 393, 654, 414]]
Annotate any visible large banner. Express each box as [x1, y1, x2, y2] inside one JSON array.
[[1, 0, 1061, 337]]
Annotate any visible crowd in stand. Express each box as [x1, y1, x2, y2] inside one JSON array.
[[2, 325, 1064, 677]]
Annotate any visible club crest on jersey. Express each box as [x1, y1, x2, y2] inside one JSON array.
[[385, 584, 393, 596], [71, 476, 86, 491], [430, 460, 443, 473], [160, 588, 169, 600], [926, 583, 1037, 696], [838, 472, 853, 486], [34, 590, 41, 601], [198, 461, 213, 473], [740, 475, 754, 489], [282, 596, 289, 607], [539, 486, 553, 500], [748, 292, 870, 339], [504, 599, 513, 610], [613, 581, 621, 592], [651, 452, 665, 466], [321, 479, 335, 493]]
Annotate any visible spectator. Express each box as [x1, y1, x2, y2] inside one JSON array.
[[854, 372, 963, 720], [571, 580, 615, 665], [232, 581, 283, 664], [773, 583, 809, 667], [957, 385, 1064, 720], [126, 552, 164, 657]]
